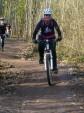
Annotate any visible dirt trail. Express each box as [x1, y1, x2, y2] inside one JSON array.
[[0, 39, 84, 113]]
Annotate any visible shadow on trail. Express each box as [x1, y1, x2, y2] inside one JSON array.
[[14, 69, 84, 100], [0, 71, 84, 113], [8, 76, 84, 112]]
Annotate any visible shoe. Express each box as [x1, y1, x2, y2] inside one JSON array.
[[39, 60, 44, 64], [52, 68, 58, 74]]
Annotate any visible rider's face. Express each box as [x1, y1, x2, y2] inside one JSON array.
[[44, 14, 51, 20], [0, 20, 4, 25], [44, 14, 51, 25]]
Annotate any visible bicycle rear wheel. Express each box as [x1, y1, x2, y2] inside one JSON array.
[[46, 54, 53, 86]]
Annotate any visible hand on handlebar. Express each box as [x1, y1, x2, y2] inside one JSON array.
[[32, 39, 38, 44], [56, 36, 62, 42]]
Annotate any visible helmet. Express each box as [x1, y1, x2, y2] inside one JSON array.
[[44, 8, 52, 15], [0, 17, 4, 20]]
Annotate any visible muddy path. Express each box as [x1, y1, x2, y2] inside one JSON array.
[[0, 39, 84, 113]]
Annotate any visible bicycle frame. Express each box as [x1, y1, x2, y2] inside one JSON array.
[[44, 40, 53, 70]]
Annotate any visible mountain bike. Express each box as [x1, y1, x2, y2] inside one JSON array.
[[44, 39, 54, 86]]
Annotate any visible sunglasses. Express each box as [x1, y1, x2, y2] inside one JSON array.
[[44, 14, 51, 16]]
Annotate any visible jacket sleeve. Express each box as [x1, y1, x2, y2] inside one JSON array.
[[53, 19, 62, 40], [32, 20, 41, 40]]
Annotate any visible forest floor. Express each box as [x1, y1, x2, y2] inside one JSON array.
[[0, 39, 84, 113]]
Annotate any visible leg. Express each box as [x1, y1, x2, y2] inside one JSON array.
[[38, 41, 45, 64], [1, 35, 5, 51]]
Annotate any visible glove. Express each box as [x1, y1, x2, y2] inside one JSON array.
[[5, 33, 9, 37], [32, 39, 38, 44], [57, 36, 62, 42]]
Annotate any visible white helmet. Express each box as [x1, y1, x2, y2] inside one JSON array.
[[0, 17, 4, 20], [44, 8, 52, 15]]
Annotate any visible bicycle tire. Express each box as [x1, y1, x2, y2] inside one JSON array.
[[46, 54, 53, 86]]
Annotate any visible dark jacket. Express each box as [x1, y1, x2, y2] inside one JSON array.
[[33, 18, 62, 40], [0, 23, 7, 35]]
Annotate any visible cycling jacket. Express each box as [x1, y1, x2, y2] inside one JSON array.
[[0, 23, 7, 35], [33, 18, 62, 40]]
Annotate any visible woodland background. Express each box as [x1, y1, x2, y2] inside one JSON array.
[[0, 0, 84, 63]]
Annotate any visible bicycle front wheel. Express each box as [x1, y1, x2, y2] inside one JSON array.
[[46, 54, 53, 86]]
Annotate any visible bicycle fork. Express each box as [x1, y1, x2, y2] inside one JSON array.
[[44, 50, 53, 70]]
